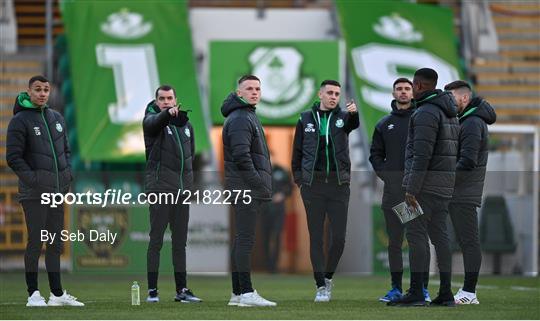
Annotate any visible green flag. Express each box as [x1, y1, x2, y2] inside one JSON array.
[[336, 0, 464, 137], [61, 0, 209, 161], [210, 41, 342, 125]]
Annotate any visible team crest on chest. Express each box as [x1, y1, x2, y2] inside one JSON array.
[[335, 118, 344, 128], [184, 127, 190, 138], [55, 122, 63, 132], [33, 127, 41, 136]]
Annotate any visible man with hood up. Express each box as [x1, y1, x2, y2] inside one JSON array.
[[291, 79, 359, 302], [445, 80, 497, 305], [369, 78, 431, 304], [143, 85, 201, 303], [221, 75, 276, 307], [390, 68, 459, 307], [6, 75, 84, 307]]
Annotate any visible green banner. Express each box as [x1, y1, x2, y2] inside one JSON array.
[[336, 0, 464, 137], [210, 41, 342, 125], [61, 0, 209, 161]]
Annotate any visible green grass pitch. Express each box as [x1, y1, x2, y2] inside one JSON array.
[[1, 273, 538, 319]]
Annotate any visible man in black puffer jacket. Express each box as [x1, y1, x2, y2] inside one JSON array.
[[391, 68, 459, 307], [369, 78, 431, 303], [7, 75, 83, 306], [221, 75, 275, 307], [445, 80, 496, 305], [292, 79, 359, 302], [143, 85, 201, 303]]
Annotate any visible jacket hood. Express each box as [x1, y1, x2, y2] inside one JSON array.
[[13, 92, 45, 115], [459, 96, 497, 125], [146, 100, 160, 114], [221, 93, 254, 117], [390, 99, 415, 116], [311, 101, 340, 114], [416, 89, 457, 118]]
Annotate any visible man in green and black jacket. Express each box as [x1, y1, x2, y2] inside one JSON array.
[[291, 79, 359, 302], [445, 80, 496, 305], [7, 75, 83, 307], [143, 85, 201, 303]]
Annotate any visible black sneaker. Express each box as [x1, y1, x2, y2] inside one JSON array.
[[387, 289, 426, 307], [174, 288, 202, 303], [430, 292, 456, 307]]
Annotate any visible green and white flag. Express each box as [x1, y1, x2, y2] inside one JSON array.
[[61, 0, 209, 161], [336, 0, 464, 137], [210, 41, 343, 125]]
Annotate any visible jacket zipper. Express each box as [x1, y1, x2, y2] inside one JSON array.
[[172, 126, 185, 190], [309, 110, 320, 186], [41, 109, 60, 192]]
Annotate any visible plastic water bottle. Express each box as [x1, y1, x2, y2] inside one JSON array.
[[131, 281, 140, 305]]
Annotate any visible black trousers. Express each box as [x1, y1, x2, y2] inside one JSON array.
[[383, 208, 430, 290], [231, 200, 262, 295], [301, 182, 349, 288], [405, 194, 452, 294], [147, 203, 189, 292], [21, 200, 64, 296], [260, 201, 286, 273], [449, 202, 482, 292]]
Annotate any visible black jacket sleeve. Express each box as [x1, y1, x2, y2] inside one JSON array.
[[456, 118, 482, 171], [62, 116, 72, 179], [369, 124, 386, 180], [227, 117, 264, 189], [406, 110, 439, 196], [343, 111, 360, 134], [189, 122, 195, 158], [6, 117, 37, 186], [143, 109, 171, 136], [291, 119, 304, 186]]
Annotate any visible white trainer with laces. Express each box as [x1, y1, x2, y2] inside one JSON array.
[[314, 286, 329, 302], [324, 278, 333, 300], [454, 288, 479, 305], [228, 293, 241, 306], [238, 290, 276, 307], [26, 290, 47, 307], [48, 291, 84, 306]]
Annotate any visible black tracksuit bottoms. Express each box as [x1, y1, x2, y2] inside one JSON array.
[[383, 208, 430, 291], [449, 202, 482, 293], [301, 182, 349, 288], [21, 200, 64, 297], [405, 194, 452, 294], [147, 203, 189, 292], [230, 199, 263, 295]]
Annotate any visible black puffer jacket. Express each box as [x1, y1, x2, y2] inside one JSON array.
[[369, 100, 414, 209], [452, 97, 496, 206], [402, 90, 460, 198], [291, 102, 359, 186], [221, 93, 272, 201], [6, 92, 72, 200], [143, 101, 194, 193]]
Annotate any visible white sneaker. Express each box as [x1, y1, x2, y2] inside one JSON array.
[[228, 293, 241, 306], [454, 288, 479, 305], [324, 278, 333, 300], [26, 290, 47, 307], [314, 286, 329, 302], [238, 290, 276, 307], [48, 290, 84, 306]]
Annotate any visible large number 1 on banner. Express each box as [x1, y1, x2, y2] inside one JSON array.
[[96, 44, 160, 124]]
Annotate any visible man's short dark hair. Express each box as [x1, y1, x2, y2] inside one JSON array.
[[238, 75, 260, 85], [320, 80, 341, 88], [444, 80, 472, 91], [413, 68, 438, 88], [393, 77, 413, 89], [28, 75, 49, 87], [155, 85, 176, 98]]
